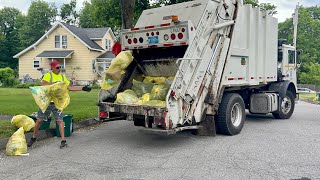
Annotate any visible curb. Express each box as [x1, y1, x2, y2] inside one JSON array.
[[0, 118, 101, 150]]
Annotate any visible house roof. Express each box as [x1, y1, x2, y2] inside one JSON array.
[[60, 22, 103, 51], [36, 50, 74, 58], [82, 27, 110, 39], [13, 22, 114, 58], [97, 51, 115, 59]]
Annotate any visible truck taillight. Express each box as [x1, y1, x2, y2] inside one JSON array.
[[181, 28, 185, 32], [139, 37, 143, 43], [128, 39, 132, 44], [151, 32, 155, 36], [100, 112, 109, 118], [133, 38, 138, 44], [156, 31, 159, 35], [178, 33, 183, 39], [146, 33, 149, 36], [171, 34, 176, 40]]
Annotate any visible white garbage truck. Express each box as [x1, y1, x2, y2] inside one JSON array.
[[98, 0, 299, 135]]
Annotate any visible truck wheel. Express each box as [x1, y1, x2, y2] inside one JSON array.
[[272, 91, 295, 119], [216, 93, 245, 135]]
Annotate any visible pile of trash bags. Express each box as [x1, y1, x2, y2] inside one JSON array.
[[6, 115, 36, 156], [114, 76, 174, 107], [101, 51, 134, 90], [30, 82, 69, 113]]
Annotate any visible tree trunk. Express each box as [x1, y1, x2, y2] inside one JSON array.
[[120, 0, 135, 29]]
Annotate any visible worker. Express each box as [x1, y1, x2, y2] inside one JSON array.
[[28, 60, 92, 149]]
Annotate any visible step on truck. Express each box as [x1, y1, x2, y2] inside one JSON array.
[[98, 0, 299, 135]]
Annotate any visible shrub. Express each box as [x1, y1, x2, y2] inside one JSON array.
[[15, 83, 42, 88], [0, 67, 15, 81]]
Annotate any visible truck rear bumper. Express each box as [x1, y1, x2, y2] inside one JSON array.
[[139, 126, 200, 135]]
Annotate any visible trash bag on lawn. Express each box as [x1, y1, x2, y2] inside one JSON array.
[[115, 91, 139, 104], [30, 85, 51, 113], [6, 127, 28, 156], [11, 115, 35, 132], [142, 100, 166, 107], [132, 79, 154, 97], [150, 84, 170, 101], [49, 82, 70, 111]]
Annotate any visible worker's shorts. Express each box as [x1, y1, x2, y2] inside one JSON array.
[[37, 102, 63, 121]]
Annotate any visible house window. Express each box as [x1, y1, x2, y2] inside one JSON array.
[[55, 35, 67, 49], [106, 39, 111, 50], [33, 60, 40, 68]]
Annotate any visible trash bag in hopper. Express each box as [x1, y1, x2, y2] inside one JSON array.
[[137, 93, 150, 105], [132, 79, 154, 97], [124, 89, 138, 97], [115, 91, 139, 104], [143, 100, 166, 107], [143, 76, 167, 85], [6, 127, 28, 156], [49, 82, 70, 111], [30, 85, 51, 113], [11, 115, 35, 132], [150, 84, 170, 101], [108, 51, 133, 70]]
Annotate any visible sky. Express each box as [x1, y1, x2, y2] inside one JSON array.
[[0, 0, 319, 22]]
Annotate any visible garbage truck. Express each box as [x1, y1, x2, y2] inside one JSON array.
[[98, 0, 299, 135]]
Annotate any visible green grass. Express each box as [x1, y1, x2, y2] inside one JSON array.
[[299, 92, 318, 101], [0, 120, 17, 139], [0, 88, 99, 123]]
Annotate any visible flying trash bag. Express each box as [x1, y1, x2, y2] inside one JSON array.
[[6, 127, 28, 156], [30, 85, 51, 113], [50, 82, 70, 111], [11, 115, 35, 132]]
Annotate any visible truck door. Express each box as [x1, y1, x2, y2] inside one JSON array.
[[282, 46, 297, 86]]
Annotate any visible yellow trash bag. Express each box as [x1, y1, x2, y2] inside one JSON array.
[[108, 51, 133, 70], [49, 82, 70, 111], [101, 51, 133, 90], [168, 76, 174, 81], [137, 93, 151, 105], [143, 76, 167, 85], [150, 84, 170, 101], [6, 127, 28, 156], [143, 100, 166, 107], [11, 115, 35, 132], [30, 85, 51, 113], [115, 91, 139, 104]]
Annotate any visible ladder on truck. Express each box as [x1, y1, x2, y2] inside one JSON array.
[[170, 1, 237, 125]]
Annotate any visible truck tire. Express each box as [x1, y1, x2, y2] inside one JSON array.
[[272, 91, 295, 119], [216, 93, 245, 135]]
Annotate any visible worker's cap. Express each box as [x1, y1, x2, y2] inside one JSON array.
[[50, 60, 61, 69]]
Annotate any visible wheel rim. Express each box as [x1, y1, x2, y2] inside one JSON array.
[[231, 103, 242, 127], [281, 96, 292, 114]]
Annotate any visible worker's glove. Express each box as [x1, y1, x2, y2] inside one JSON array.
[[82, 85, 92, 92]]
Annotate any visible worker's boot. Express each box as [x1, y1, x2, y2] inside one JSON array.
[[60, 140, 68, 149], [27, 138, 36, 147]]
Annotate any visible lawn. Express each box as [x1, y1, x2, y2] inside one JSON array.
[[299, 92, 318, 101], [0, 120, 18, 139], [0, 88, 99, 122]]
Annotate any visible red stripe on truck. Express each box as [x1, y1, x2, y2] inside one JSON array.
[[160, 23, 171, 27], [228, 78, 234, 81], [238, 78, 244, 80], [164, 43, 174, 47], [145, 26, 155, 29], [131, 27, 140, 31], [180, 42, 187, 45]]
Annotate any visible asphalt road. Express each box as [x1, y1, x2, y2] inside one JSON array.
[[0, 101, 319, 180]]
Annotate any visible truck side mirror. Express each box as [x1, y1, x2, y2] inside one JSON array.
[[296, 49, 302, 68]]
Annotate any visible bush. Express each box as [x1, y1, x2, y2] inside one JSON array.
[[0, 67, 15, 81], [0, 77, 20, 87], [15, 83, 42, 88], [91, 84, 100, 89]]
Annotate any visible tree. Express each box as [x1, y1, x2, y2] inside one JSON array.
[[120, 0, 135, 28], [60, 0, 79, 25], [0, 7, 22, 68], [19, 0, 57, 48], [151, 0, 192, 7], [244, 0, 277, 15]]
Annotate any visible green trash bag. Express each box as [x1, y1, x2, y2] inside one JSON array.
[[132, 79, 154, 97], [150, 84, 170, 101]]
